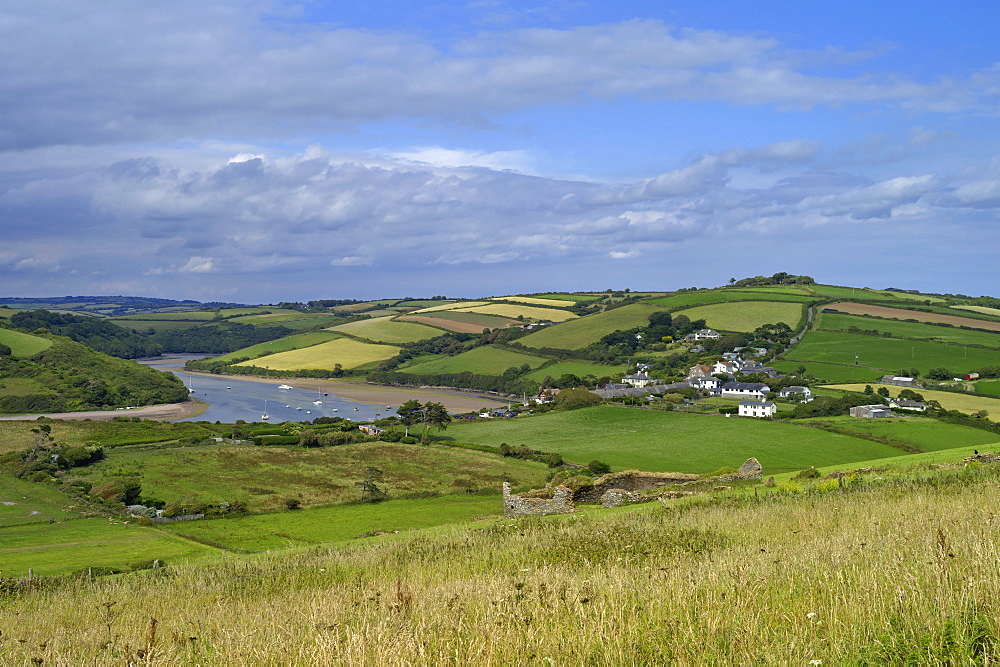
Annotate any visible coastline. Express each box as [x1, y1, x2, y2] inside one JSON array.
[[0, 398, 209, 423]]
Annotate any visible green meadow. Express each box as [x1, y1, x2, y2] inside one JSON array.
[[160, 494, 502, 552], [400, 346, 548, 375], [525, 361, 625, 382], [72, 442, 550, 512], [797, 415, 1000, 452], [0, 476, 79, 526], [213, 331, 342, 363], [519, 302, 665, 349], [0, 518, 214, 576], [672, 300, 806, 332], [647, 290, 817, 308], [0, 419, 213, 454], [0, 328, 52, 357], [786, 331, 997, 373], [444, 405, 906, 474]]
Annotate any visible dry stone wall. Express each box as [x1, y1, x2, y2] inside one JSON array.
[[502, 482, 575, 518]]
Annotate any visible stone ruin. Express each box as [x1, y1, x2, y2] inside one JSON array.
[[502, 482, 576, 517], [503, 458, 765, 516]]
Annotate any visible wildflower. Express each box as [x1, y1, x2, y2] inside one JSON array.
[[806, 612, 817, 620], [809, 660, 822, 665]]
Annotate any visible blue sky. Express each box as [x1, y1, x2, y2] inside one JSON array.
[[1, 0, 998, 302]]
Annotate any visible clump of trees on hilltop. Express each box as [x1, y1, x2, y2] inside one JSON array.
[[730, 272, 814, 287]]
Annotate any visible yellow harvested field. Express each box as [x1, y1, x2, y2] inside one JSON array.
[[822, 383, 1000, 416], [489, 296, 577, 307], [412, 301, 488, 313], [396, 315, 492, 334], [454, 303, 577, 321], [956, 305, 1000, 317], [235, 338, 400, 371]]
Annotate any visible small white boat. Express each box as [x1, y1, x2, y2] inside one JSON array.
[[332, 408, 338, 412], [285, 405, 290, 408], [306, 410, 311, 414], [354, 407, 359, 411], [313, 400, 323, 405], [296, 407, 302, 411], [262, 400, 269, 420], [278, 384, 293, 390], [226, 386, 231, 390]]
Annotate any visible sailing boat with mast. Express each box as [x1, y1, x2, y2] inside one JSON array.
[[261, 399, 269, 421]]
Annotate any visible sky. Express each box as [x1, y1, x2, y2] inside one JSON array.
[[1, 0, 998, 303]]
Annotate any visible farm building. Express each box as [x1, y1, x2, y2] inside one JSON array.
[[888, 398, 927, 412], [738, 401, 776, 418], [358, 425, 385, 436], [722, 382, 771, 400], [879, 375, 921, 388], [849, 405, 893, 418]]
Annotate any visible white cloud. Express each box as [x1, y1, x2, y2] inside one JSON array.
[[331, 256, 372, 266], [181, 257, 216, 273], [609, 249, 640, 259]]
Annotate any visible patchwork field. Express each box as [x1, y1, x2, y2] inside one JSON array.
[[0, 328, 52, 357], [235, 338, 400, 371], [786, 331, 998, 373], [816, 312, 1000, 347], [444, 405, 906, 474], [329, 316, 443, 343], [71, 442, 550, 512], [826, 303, 1000, 331], [519, 303, 664, 350], [956, 305, 1000, 317], [672, 301, 806, 332], [396, 312, 517, 333], [531, 293, 599, 302], [213, 331, 342, 363], [412, 301, 488, 313], [400, 346, 548, 375], [453, 303, 577, 322], [489, 296, 577, 307], [822, 383, 1000, 415]]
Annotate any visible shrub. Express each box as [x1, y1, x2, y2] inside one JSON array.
[[793, 467, 821, 480], [284, 497, 302, 510]]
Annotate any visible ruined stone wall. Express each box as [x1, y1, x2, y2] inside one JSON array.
[[502, 482, 575, 518], [575, 471, 700, 503]]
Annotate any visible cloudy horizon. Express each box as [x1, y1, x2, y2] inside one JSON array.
[[2, 1, 998, 302]]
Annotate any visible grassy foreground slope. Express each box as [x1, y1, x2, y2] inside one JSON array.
[[6, 457, 1000, 663], [445, 405, 905, 473]]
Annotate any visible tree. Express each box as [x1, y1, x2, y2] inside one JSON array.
[[553, 387, 602, 410], [877, 387, 890, 397], [926, 367, 952, 381], [0, 343, 11, 356], [421, 401, 451, 443], [588, 460, 612, 475], [396, 399, 423, 437], [355, 466, 388, 502]]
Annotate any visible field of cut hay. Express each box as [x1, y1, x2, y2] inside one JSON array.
[[235, 338, 400, 370], [329, 316, 442, 343], [453, 303, 577, 321]]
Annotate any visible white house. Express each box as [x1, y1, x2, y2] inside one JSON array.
[[622, 373, 656, 388], [849, 405, 892, 418], [722, 382, 771, 400], [778, 386, 813, 402], [713, 361, 741, 376], [692, 328, 722, 340], [739, 401, 776, 418], [888, 398, 927, 412]]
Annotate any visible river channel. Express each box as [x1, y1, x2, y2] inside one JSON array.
[[140, 355, 396, 424]]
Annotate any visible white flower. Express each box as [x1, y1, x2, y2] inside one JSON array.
[[809, 660, 822, 665], [806, 612, 818, 620]]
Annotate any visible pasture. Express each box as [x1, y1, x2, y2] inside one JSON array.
[[816, 311, 1000, 347], [826, 302, 1000, 331], [70, 441, 550, 512], [0, 518, 215, 576], [395, 312, 516, 333], [647, 290, 816, 309], [230, 312, 345, 330], [822, 383, 1000, 415], [671, 301, 805, 332], [797, 415, 1000, 452], [160, 494, 502, 552], [0, 476, 78, 526], [531, 293, 599, 302], [213, 331, 342, 363], [412, 301, 488, 313], [525, 361, 625, 382], [0, 418, 212, 454], [785, 331, 998, 373], [0, 328, 52, 357], [329, 316, 442, 343], [400, 346, 548, 376], [956, 305, 1000, 317], [769, 360, 881, 384], [453, 303, 577, 322], [235, 338, 400, 371], [444, 405, 905, 474], [519, 302, 664, 350]]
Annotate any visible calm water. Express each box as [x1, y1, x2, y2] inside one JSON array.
[[139, 355, 394, 424]]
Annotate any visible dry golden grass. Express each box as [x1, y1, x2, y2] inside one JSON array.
[[6, 465, 1000, 663]]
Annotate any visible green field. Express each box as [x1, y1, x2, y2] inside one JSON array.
[[444, 405, 906, 474], [231, 312, 346, 330], [770, 360, 882, 383], [519, 303, 665, 350], [786, 331, 998, 373], [235, 338, 400, 371], [816, 312, 1000, 347], [0, 418, 213, 454], [525, 361, 625, 383], [214, 331, 342, 363], [672, 301, 806, 332], [647, 290, 817, 308], [822, 383, 1000, 416], [975, 380, 1000, 396], [0, 477, 79, 526], [160, 494, 502, 552], [531, 293, 599, 302], [72, 442, 550, 511], [0, 518, 215, 576], [329, 316, 443, 343], [810, 285, 905, 301], [0, 328, 52, 357], [797, 415, 1000, 452], [400, 346, 548, 375], [413, 301, 489, 313], [489, 296, 577, 307]]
